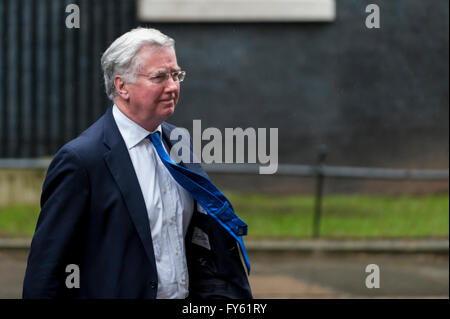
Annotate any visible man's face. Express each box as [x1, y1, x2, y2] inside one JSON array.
[[125, 45, 180, 124]]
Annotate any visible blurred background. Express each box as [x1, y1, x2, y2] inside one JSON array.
[[0, 0, 448, 298]]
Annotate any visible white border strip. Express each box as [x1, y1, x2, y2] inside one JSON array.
[[137, 0, 336, 22]]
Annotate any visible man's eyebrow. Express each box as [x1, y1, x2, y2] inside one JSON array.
[[152, 69, 166, 74], [153, 67, 181, 73]]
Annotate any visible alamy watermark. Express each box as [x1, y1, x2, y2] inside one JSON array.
[[65, 264, 80, 289], [65, 4, 80, 29], [168, 120, 278, 175], [365, 4, 380, 29], [365, 264, 380, 288]]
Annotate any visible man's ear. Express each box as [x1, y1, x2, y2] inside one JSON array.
[[114, 75, 129, 100]]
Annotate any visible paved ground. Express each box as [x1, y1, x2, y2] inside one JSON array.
[[0, 249, 448, 299], [249, 251, 449, 298]]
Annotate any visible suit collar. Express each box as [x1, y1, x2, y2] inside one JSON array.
[[102, 106, 123, 150]]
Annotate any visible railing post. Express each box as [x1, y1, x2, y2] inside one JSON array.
[[313, 144, 327, 238]]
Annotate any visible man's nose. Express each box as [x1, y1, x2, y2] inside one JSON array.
[[164, 76, 178, 91]]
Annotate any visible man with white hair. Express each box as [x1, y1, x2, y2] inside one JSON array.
[[23, 27, 252, 299]]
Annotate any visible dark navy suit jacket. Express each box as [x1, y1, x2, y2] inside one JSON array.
[[22, 106, 252, 299]]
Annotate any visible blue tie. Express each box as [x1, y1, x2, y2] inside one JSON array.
[[147, 132, 251, 274]]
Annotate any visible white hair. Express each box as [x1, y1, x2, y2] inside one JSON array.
[[101, 27, 175, 101]]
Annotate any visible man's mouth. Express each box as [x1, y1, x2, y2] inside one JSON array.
[[160, 97, 175, 103]]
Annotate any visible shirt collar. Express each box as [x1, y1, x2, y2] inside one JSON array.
[[112, 104, 162, 150]]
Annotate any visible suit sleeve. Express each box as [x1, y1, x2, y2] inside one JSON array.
[[23, 146, 90, 298]]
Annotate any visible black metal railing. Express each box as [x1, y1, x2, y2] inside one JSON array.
[[0, 0, 137, 158]]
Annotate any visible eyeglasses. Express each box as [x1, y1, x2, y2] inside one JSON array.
[[136, 70, 186, 84]]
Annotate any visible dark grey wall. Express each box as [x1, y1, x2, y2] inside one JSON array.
[[151, 0, 449, 169]]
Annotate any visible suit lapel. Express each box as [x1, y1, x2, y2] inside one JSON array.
[[102, 107, 157, 272]]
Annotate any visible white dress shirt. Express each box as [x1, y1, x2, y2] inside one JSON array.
[[113, 104, 194, 299]]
